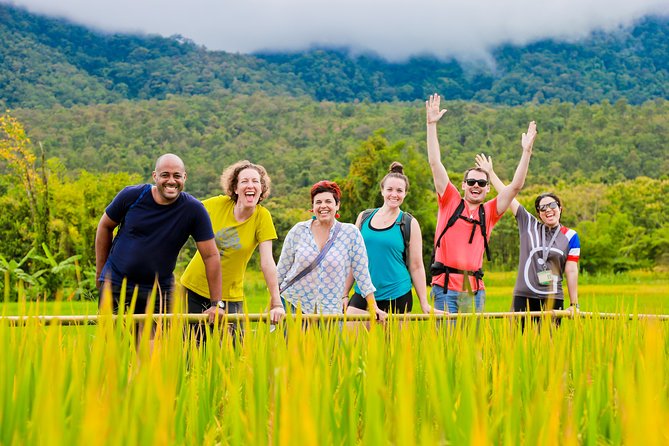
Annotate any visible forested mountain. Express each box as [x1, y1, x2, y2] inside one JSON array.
[[13, 95, 669, 198], [1, 2, 669, 108]]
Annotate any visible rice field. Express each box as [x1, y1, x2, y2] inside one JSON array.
[[1, 271, 668, 445]]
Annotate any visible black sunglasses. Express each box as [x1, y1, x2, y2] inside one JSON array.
[[538, 201, 559, 212], [465, 179, 488, 187]]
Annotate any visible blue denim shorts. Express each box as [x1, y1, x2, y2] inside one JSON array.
[[431, 285, 486, 313]]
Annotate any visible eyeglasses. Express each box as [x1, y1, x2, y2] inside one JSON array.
[[465, 179, 488, 187], [538, 201, 559, 212]]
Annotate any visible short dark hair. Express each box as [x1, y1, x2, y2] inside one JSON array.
[[463, 167, 490, 182], [534, 193, 562, 213], [310, 180, 342, 204]]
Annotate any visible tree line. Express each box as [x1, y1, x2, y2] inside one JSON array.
[[1, 101, 667, 300], [12, 93, 669, 199]]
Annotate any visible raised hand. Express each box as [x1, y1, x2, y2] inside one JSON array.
[[426, 94, 447, 124], [475, 153, 493, 174], [521, 121, 537, 152]]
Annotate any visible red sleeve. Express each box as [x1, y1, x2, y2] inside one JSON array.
[[437, 182, 460, 209], [484, 197, 504, 232]]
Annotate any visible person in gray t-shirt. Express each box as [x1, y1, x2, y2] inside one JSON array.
[[475, 154, 581, 327]]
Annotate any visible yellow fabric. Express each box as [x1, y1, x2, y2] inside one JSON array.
[[180, 195, 277, 301]]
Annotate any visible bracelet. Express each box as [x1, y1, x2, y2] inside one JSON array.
[[570, 303, 580, 309], [270, 304, 284, 310]]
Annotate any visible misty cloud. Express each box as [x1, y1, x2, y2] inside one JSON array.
[[5, 0, 669, 61]]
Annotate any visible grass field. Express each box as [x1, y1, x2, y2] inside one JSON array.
[[1, 270, 668, 444]]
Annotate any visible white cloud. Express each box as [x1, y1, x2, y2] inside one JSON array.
[[4, 0, 669, 61]]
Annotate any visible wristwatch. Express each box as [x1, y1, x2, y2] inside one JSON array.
[[570, 303, 580, 309], [212, 300, 226, 310]]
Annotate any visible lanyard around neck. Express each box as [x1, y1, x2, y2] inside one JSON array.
[[541, 224, 561, 265]]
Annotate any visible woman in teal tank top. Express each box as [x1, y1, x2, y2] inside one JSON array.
[[345, 162, 437, 314]]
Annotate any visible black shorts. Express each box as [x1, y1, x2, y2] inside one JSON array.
[[186, 288, 244, 315], [512, 296, 564, 312], [185, 288, 245, 343], [348, 289, 413, 314], [512, 296, 564, 329], [98, 282, 171, 314]]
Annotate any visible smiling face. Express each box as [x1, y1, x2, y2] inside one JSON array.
[[235, 168, 262, 209], [152, 154, 186, 204], [537, 196, 562, 228], [381, 177, 407, 210], [312, 191, 340, 225], [462, 170, 490, 205]]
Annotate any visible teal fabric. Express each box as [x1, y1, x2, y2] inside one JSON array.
[[354, 209, 412, 301]]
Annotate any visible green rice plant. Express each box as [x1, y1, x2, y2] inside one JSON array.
[[1, 298, 669, 445]]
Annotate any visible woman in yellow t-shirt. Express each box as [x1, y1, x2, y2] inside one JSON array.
[[180, 160, 285, 332]]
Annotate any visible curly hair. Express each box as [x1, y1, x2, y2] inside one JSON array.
[[310, 180, 342, 204], [380, 161, 410, 191], [220, 160, 271, 203]]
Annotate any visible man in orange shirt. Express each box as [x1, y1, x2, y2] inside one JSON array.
[[425, 94, 537, 313]]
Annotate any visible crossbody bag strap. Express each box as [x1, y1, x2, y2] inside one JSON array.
[[280, 222, 342, 294]]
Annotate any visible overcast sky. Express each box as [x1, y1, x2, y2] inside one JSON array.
[[5, 0, 669, 61]]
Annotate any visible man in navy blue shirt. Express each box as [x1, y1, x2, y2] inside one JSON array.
[[95, 154, 223, 321]]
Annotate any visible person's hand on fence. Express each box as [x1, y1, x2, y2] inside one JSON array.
[[204, 305, 225, 323], [269, 304, 286, 324], [421, 302, 446, 315], [374, 307, 388, 323]]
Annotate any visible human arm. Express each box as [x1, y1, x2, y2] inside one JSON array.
[[95, 213, 119, 288], [195, 238, 224, 322], [342, 272, 353, 312], [364, 292, 387, 322], [495, 121, 537, 215], [348, 226, 386, 321], [475, 153, 520, 216], [565, 260, 579, 313], [258, 240, 285, 323], [276, 226, 298, 289], [341, 212, 365, 310], [407, 219, 443, 314], [425, 94, 450, 196]]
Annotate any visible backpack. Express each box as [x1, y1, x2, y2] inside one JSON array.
[[429, 199, 490, 292], [359, 208, 413, 268], [433, 199, 491, 262]]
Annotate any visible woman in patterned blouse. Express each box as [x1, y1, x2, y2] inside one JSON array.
[[277, 180, 387, 321]]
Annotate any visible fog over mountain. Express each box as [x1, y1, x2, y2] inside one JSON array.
[[4, 0, 669, 61]]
